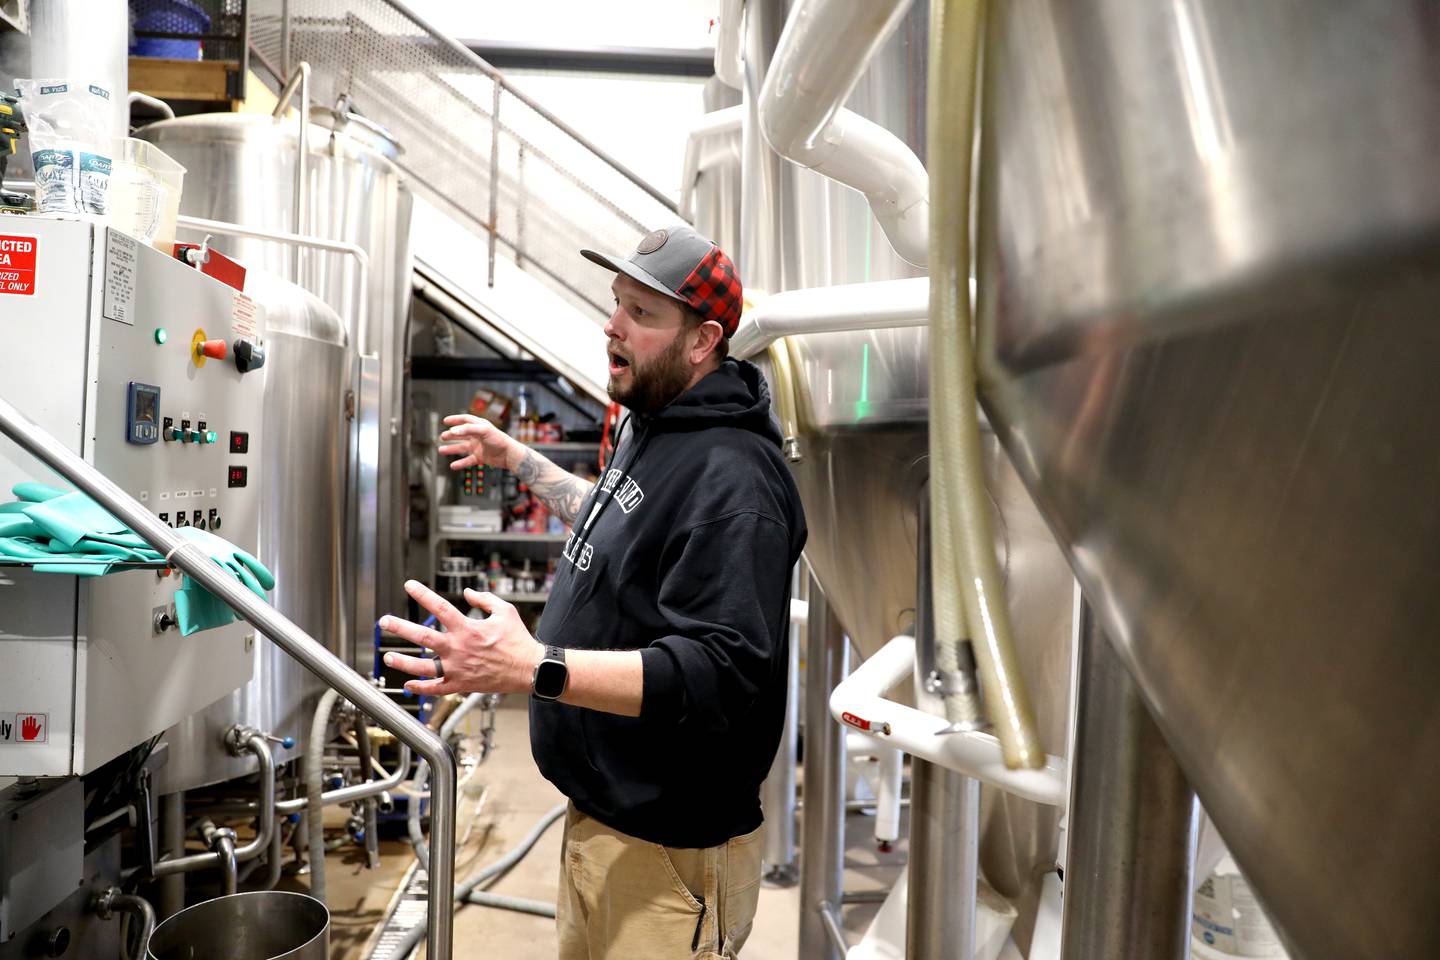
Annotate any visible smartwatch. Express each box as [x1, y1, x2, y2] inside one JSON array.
[[531, 644, 568, 701]]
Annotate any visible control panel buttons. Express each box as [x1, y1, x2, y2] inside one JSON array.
[[233, 338, 266, 374], [227, 465, 248, 488], [229, 431, 249, 454], [126, 382, 162, 446], [208, 508, 221, 531], [201, 339, 228, 361], [192, 509, 205, 530], [154, 328, 168, 345]]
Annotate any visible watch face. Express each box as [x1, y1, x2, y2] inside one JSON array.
[[534, 658, 568, 700]]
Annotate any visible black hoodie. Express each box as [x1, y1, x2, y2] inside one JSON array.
[[530, 358, 807, 848]]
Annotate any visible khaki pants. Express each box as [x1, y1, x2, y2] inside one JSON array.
[[556, 804, 763, 959]]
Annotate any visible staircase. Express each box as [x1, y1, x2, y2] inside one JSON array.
[[249, 0, 684, 324]]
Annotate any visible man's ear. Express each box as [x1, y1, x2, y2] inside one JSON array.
[[691, 320, 725, 365]]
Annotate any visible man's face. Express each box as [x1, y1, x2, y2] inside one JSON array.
[[604, 275, 696, 415]]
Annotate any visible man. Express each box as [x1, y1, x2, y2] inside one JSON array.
[[382, 225, 807, 958]]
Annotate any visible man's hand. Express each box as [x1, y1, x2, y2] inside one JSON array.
[[438, 414, 523, 472], [381, 580, 541, 696]]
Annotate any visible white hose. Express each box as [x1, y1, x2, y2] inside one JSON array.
[[928, 0, 1044, 769], [304, 687, 342, 902]]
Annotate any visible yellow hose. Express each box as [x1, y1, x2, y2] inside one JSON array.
[[929, 0, 1044, 768]]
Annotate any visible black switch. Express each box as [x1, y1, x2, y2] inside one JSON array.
[[233, 338, 266, 374]]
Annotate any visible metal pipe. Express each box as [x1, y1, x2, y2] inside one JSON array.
[[818, 901, 850, 956], [0, 397, 457, 959], [378, 0, 679, 213], [275, 740, 413, 814], [909, 487, 982, 960], [487, 81, 501, 288], [128, 91, 176, 121], [93, 888, 156, 960], [679, 105, 746, 220], [354, 718, 381, 869], [714, 0, 746, 89], [272, 62, 312, 276], [757, 0, 927, 264], [729, 277, 929, 361], [799, 579, 847, 960], [1059, 605, 1196, 959], [159, 793, 185, 918], [762, 570, 803, 884], [175, 215, 371, 357], [907, 760, 980, 959], [828, 636, 1067, 805], [152, 731, 276, 878]]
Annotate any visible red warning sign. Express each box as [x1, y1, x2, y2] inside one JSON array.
[[0, 712, 48, 743], [0, 235, 37, 295]]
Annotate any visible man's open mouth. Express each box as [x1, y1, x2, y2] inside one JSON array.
[[609, 352, 631, 374]]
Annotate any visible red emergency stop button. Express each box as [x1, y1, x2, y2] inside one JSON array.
[[201, 339, 229, 360]]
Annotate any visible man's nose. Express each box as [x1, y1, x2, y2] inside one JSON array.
[[604, 307, 626, 339]]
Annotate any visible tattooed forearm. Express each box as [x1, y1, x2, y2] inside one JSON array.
[[513, 447, 595, 526]]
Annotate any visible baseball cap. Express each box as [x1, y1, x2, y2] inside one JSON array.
[[581, 225, 744, 337]]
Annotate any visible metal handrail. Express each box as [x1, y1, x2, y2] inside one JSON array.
[[375, 0, 679, 214], [0, 397, 458, 960]]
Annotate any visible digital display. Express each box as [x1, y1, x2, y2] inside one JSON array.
[[134, 390, 156, 424], [126, 382, 161, 445], [229, 430, 249, 454], [227, 465, 248, 488]]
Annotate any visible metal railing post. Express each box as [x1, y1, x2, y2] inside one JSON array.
[[0, 398, 458, 960], [799, 577, 847, 960], [272, 62, 312, 278], [488, 80, 501, 288]]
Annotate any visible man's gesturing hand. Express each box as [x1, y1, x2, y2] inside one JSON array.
[[381, 580, 542, 697], [438, 414, 522, 472]]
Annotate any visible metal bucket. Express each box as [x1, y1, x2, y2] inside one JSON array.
[[148, 891, 329, 960]]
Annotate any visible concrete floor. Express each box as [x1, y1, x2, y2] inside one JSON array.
[[314, 698, 904, 960]]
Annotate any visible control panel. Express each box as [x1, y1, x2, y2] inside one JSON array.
[[0, 220, 267, 777]]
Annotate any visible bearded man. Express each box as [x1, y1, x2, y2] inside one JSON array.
[[382, 226, 807, 959]]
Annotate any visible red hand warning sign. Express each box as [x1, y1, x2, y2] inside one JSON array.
[[1, 712, 48, 743], [0, 235, 37, 295]]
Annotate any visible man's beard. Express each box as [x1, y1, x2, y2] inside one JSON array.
[[607, 331, 692, 415]]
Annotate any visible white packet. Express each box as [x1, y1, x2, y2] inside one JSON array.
[[13, 79, 114, 216]]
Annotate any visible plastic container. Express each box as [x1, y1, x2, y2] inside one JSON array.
[[130, 0, 211, 60], [108, 137, 186, 251]]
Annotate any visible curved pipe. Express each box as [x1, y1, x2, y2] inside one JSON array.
[[928, 0, 1045, 769], [93, 889, 156, 960], [152, 732, 276, 879], [758, 0, 928, 265], [128, 91, 175, 121], [730, 277, 929, 361], [274, 740, 413, 814], [679, 105, 745, 221], [0, 399, 457, 959], [829, 636, 1066, 805]]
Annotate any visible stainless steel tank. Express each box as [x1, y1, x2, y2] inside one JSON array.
[[734, 0, 1076, 946], [157, 275, 348, 792], [139, 109, 413, 677], [974, 2, 1440, 958]]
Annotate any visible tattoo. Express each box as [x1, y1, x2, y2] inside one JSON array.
[[513, 448, 594, 526]]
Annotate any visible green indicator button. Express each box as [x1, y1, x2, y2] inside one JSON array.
[[154, 328, 168, 345], [204, 431, 218, 444]]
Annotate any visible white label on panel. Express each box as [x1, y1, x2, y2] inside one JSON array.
[[0, 713, 48, 743], [102, 230, 138, 324], [159, 491, 170, 501], [208, 488, 217, 498], [175, 490, 189, 500], [190, 489, 204, 499], [232, 292, 258, 339]]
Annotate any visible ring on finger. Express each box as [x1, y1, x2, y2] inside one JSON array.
[[434, 656, 444, 679]]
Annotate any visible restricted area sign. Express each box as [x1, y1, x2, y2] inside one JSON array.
[[0, 234, 37, 295]]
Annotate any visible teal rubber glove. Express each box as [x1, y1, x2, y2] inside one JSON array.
[[20, 490, 131, 550], [13, 482, 66, 503], [173, 526, 275, 597], [174, 575, 240, 636], [0, 514, 42, 538]]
